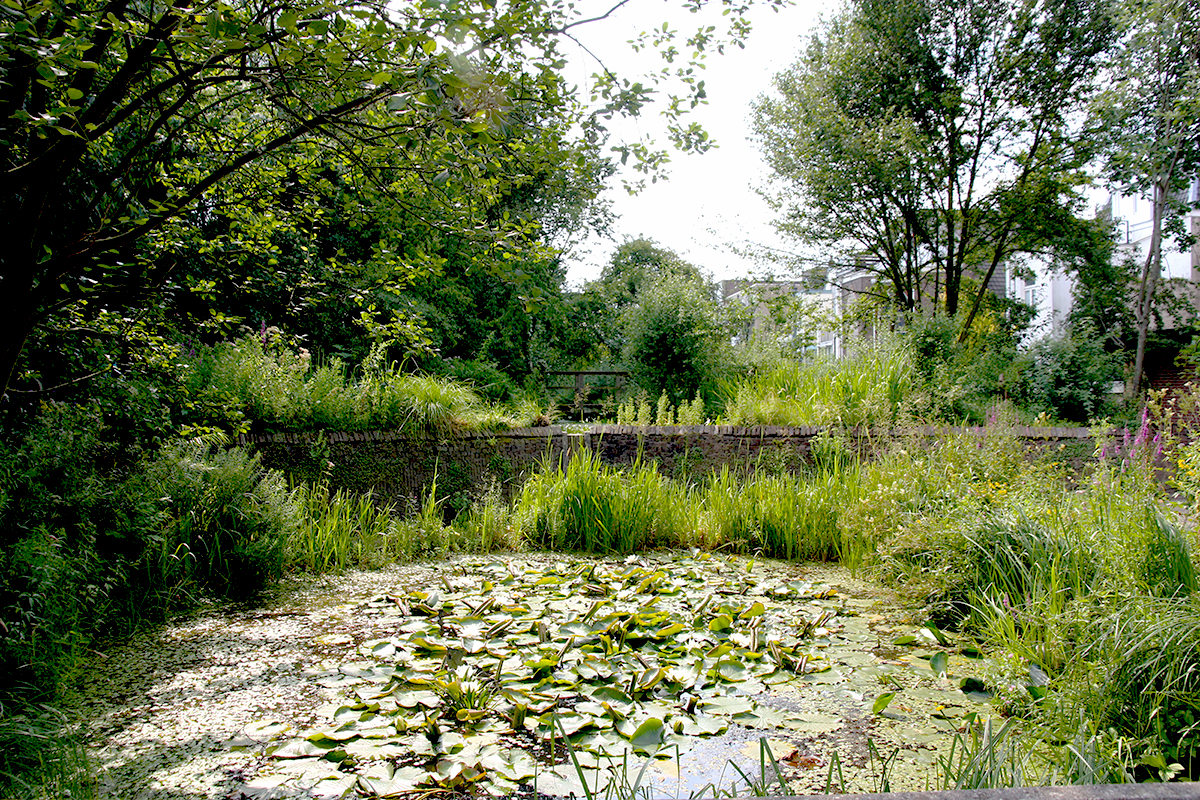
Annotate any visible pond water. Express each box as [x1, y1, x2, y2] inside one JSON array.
[[70, 553, 996, 799]]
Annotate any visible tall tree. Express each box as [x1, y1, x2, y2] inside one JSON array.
[[1092, 0, 1200, 401], [751, 0, 1112, 331], [0, 0, 780, 397]]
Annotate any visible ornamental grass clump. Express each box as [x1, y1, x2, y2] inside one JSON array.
[[721, 345, 913, 428], [514, 451, 691, 554], [288, 484, 399, 573], [1083, 597, 1200, 775], [187, 335, 518, 435]]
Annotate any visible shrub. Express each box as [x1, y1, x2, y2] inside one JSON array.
[[622, 274, 722, 404], [436, 359, 517, 403], [1089, 598, 1200, 773], [0, 403, 147, 700], [0, 704, 95, 800], [1011, 328, 1119, 423], [139, 440, 295, 601]]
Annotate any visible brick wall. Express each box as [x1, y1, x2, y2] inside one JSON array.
[[239, 424, 1096, 515], [238, 427, 565, 515], [584, 425, 824, 476]]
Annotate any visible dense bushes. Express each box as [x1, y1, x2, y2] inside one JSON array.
[[1011, 329, 1121, 423], [138, 440, 295, 602], [622, 274, 723, 404], [0, 424, 296, 704], [716, 314, 1123, 428]]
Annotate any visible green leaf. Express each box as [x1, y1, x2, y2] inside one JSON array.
[[714, 659, 747, 682], [929, 652, 949, 676], [739, 601, 765, 619], [628, 717, 664, 752], [872, 692, 896, 715], [924, 622, 950, 645], [708, 613, 732, 632]]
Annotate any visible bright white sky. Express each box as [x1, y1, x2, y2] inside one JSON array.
[[557, 0, 834, 288]]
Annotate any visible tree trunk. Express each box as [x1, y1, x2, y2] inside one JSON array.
[[1126, 177, 1169, 403]]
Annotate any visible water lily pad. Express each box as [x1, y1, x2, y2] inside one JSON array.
[[243, 720, 293, 740], [628, 717, 665, 753], [698, 696, 755, 716], [714, 659, 748, 682], [739, 601, 766, 619], [392, 689, 439, 708], [269, 738, 337, 759], [357, 766, 433, 796]]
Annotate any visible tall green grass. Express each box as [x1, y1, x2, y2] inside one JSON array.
[[185, 336, 535, 435], [515, 450, 691, 553], [722, 347, 913, 428], [0, 705, 96, 800], [504, 450, 864, 559], [697, 468, 852, 562], [289, 485, 398, 572]]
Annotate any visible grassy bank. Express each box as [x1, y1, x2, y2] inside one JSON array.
[[5, 394, 1199, 794]]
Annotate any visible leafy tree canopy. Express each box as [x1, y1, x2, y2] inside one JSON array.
[[568, 237, 710, 361], [751, 0, 1113, 334], [0, 0, 783, 397], [1090, 0, 1200, 399]]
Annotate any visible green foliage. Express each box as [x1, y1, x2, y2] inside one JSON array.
[[1011, 328, 1120, 423], [185, 336, 534, 435], [289, 485, 399, 573], [678, 393, 706, 426], [1090, 0, 1200, 399], [702, 469, 847, 562], [622, 275, 722, 404], [435, 359, 518, 404], [579, 239, 711, 362], [454, 486, 521, 554], [751, 0, 1111, 321], [655, 391, 674, 426], [141, 440, 294, 601], [722, 345, 913, 427], [516, 451, 689, 554], [0, 402, 151, 699], [0, 705, 96, 800], [0, 405, 299, 706], [1087, 597, 1200, 774], [1, 0, 777, 397]]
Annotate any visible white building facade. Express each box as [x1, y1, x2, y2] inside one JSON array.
[[1009, 178, 1200, 341]]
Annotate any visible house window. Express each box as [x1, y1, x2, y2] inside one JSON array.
[[1024, 285, 1040, 307]]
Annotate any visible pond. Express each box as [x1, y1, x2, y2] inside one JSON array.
[[70, 553, 997, 798]]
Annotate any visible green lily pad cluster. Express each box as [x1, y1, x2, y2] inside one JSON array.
[[253, 553, 847, 797]]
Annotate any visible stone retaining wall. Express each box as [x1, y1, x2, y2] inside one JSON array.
[[239, 424, 1095, 514], [238, 427, 565, 515]]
